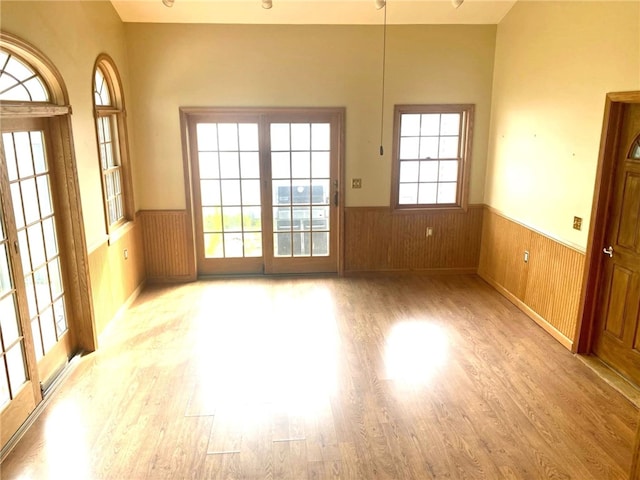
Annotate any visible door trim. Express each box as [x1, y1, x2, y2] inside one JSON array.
[[179, 106, 346, 277], [576, 91, 640, 353]]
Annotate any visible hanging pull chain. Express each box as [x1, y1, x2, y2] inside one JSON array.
[[379, 2, 387, 156]]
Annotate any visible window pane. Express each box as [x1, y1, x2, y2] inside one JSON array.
[[204, 233, 224, 258], [420, 114, 440, 136], [224, 233, 243, 257], [440, 114, 461, 136], [0, 294, 20, 348], [291, 152, 310, 179], [219, 152, 240, 179], [312, 206, 329, 231], [3, 133, 18, 181], [399, 137, 419, 160], [6, 57, 32, 81], [398, 183, 418, 204], [6, 343, 27, 395], [243, 232, 262, 257], [42, 218, 58, 259], [312, 232, 329, 256], [27, 223, 45, 270], [11, 184, 25, 229], [31, 132, 46, 174], [201, 180, 221, 206], [37, 176, 53, 217], [399, 161, 419, 183], [14, 132, 34, 178], [243, 207, 262, 232], [401, 114, 420, 136], [202, 207, 222, 232], [218, 124, 239, 151], [311, 180, 330, 204], [274, 232, 292, 257], [31, 319, 43, 360], [291, 124, 310, 151], [0, 360, 9, 406], [240, 152, 260, 179], [271, 124, 290, 151], [34, 265, 51, 310], [220, 180, 241, 205], [241, 179, 261, 205], [439, 160, 458, 182], [49, 258, 63, 299], [222, 206, 242, 231], [439, 137, 459, 159], [271, 152, 290, 179], [53, 298, 67, 337], [21, 179, 39, 225], [238, 124, 259, 151], [311, 124, 330, 151], [197, 124, 218, 151], [199, 152, 220, 179], [291, 184, 311, 204], [24, 78, 47, 102], [311, 152, 330, 178], [40, 307, 56, 352], [274, 206, 291, 231], [0, 246, 11, 295], [437, 183, 457, 203], [273, 180, 291, 206], [419, 137, 439, 159], [418, 183, 437, 204], [419, 161, 438, 182]]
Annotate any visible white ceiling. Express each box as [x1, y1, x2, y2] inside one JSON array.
[[109, 0, 519, 25]]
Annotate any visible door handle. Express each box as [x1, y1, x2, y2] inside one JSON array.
[[333, 191, 338, 207], [603, 246, 613, 258]]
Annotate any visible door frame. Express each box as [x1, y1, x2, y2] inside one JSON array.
[[576, 91, 640, 353], [179, 106, 346, 277]]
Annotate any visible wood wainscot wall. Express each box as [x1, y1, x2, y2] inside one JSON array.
[[478, 207, 585, 350], [344, 205, 483, 274], [87, 218, 146, 338], [139, 210, 196, 283]]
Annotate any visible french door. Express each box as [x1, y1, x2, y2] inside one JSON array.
[[187, 108, 343, 276], [0, 118, 73, 447]]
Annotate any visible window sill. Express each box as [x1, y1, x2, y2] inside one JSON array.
[[107, 220, 135, 246]]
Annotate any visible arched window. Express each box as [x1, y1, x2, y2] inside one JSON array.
[[0, 50, 49, 101], [93, 55, 133, 233]]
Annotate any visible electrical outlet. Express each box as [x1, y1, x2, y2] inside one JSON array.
[[426, 227, 433, 237], [573, 216, 582, 231], [123, 248, 128, 260], [524, 250, 529, 263], [352, 178, 362, 189]]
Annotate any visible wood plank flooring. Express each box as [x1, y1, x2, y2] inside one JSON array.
[[1, 275, 637, 479]]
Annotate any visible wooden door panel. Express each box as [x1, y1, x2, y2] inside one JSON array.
[[602, 265, 633, 340], [617, 172, 640, 251]]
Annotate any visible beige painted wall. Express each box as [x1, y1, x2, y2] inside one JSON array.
[[0, 1, 134, 250], [485, 1, 640, 250], [124, 23, 496, 209]]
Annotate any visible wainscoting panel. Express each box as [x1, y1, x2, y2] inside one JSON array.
[[345, 206, 483, 273], [478, 208, 585, 350], [88, 221, 146, 337], [139, 210, 196, 282]]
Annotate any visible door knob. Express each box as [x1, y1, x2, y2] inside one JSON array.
[[603, 246, 613, 257]]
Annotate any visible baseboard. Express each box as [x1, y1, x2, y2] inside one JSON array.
[[344, 267, 477, 277], [479, 273, 574, 350]]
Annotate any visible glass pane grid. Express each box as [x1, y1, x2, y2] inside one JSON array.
[[271, 123, 331, 258], [198, 123, 262, 259], [398, 112, 462, 206]]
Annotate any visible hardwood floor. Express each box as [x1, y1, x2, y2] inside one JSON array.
[[1, 275, 637, 479]]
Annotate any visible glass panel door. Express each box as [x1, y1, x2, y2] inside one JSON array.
[[192, 119, 264, 275], [189, 109, 342, 276], [0, 122, 73, 445], [268, 120, 337, 274]]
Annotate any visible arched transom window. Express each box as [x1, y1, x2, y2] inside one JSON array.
[[92, 55, 132, 232], [0, 50, 48, 101]]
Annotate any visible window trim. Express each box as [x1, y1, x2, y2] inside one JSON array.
[[390, 104, 474, 212], [92, 54, 134, 239]]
